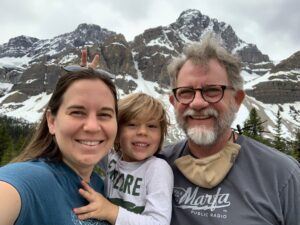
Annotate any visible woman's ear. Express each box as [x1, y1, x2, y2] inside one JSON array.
[[46, 110, 55, 135]]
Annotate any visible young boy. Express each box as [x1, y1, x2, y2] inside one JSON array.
[[74, 93, 174, 225]]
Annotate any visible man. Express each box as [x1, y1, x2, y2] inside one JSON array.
[[162, 35, 300, 225], [82, 37, 300, 224]]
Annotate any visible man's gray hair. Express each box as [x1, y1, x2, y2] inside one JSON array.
[[167, 34, 244, 90]]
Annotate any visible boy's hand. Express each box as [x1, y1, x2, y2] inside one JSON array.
[[80, 48, 100, 69], [73, 181, 118, 224]]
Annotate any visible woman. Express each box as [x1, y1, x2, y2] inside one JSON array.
[[0, 66, 118, 225]]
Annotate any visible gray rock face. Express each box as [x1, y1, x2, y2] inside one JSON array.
[[71, 23, 116, 46], [115, 78, 138, 94], [0, 67, 22, 83], [246, 80, 300, 104], [237, 44, 270, 64], [101, 34, 137, 77], [11, 63, 48, 96], [0, 36, 39, 58], [271, 51, 300, 73], [246, 51, 300, 104], [130, 26, 176, 85]]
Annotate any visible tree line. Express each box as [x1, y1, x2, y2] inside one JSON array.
[[241, 108, 300, 161], [0, 115, 34, 166], [0, 108, 299, 166]]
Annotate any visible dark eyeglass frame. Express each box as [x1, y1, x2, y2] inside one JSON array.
[[172, 85, 235, 104], [62, 65, 115, 79]]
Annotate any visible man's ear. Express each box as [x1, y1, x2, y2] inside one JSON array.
[[234, 90, 245, 107], [169, 94, 175, 106], [46, 110, 55, 135]]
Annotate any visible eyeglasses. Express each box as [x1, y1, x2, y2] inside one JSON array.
[[62, 65, 115, 79], [172, 85, 235, 104]]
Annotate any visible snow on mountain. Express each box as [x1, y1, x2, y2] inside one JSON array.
[[0, 92, 51, 123], [0, 55, 33, 69], [0, 82, 13, 96]]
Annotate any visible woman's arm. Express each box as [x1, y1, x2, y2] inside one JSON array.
[[0, 181, 21, 225]]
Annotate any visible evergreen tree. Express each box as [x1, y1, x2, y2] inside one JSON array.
[[291, 129, 300, 162], [240, 108, 299, 160], [0, 115, 34, 166], [273, 108, 286, 153], [243, 108, 264, 137], [0, 123, 13, 165], [0, 140, 14, 166], [242, 108, 270, 144]]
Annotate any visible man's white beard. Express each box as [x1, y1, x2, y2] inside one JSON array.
[[176, 101, 238, 147], [187, 126, 217, 146]]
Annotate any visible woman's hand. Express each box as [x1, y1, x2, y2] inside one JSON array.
[[73, 181, 119, 224], [80, 48, 100, 69]]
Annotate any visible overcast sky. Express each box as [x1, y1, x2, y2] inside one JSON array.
[[0, 0, 299, 61]]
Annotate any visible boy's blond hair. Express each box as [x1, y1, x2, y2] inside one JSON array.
[[115, 92, 169, 154]]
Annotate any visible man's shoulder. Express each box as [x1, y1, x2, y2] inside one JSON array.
[[239, 135, 300, 169], [159, 139, 187, 163]]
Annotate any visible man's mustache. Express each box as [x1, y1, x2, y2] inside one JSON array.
[[183, 108, 219, 118]]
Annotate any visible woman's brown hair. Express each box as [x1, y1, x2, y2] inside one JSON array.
[[11, 68, 118, 163]]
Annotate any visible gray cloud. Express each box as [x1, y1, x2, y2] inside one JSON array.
[[102, 0, 154, 20]]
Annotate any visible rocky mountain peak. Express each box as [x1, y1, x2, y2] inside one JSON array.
[[0, 35, 39, 58], [130, 9, 273, 86], [175, 9, 272, 68], [237, 44, 270, 64], [172, 9, 211, 42], [76, 23, 99, 31], [172, 9, 241, 52], [74, 23, 115, 38], [246, 50, 300, 104], [177, 9, 204, 24], [50, 23, 117, 49], [271, 51, 300, 73], [7, 35, 39, 48]]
